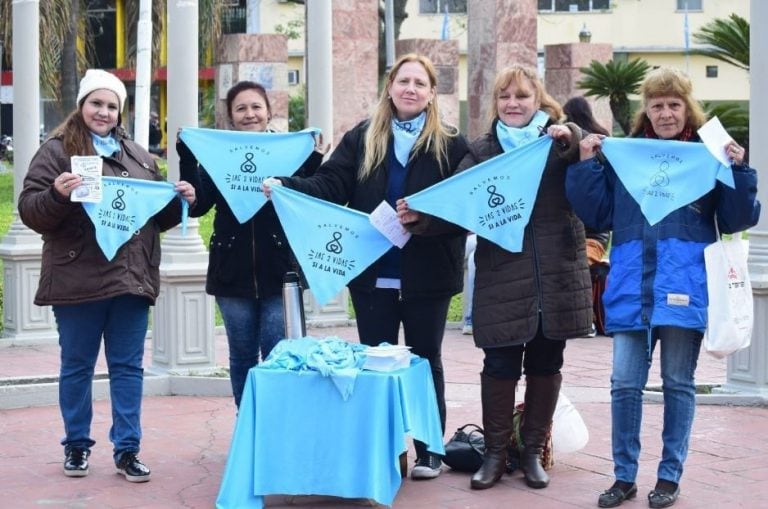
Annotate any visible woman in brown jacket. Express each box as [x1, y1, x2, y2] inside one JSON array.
[[18, 70, 195, 483], [457, 66, 592, 491]]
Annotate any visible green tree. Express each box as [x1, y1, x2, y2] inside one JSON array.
[[692, 13, 749, 71], [577, 58, 651, 136]]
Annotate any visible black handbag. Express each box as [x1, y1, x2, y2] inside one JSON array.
[[443, 423, 485, 472]]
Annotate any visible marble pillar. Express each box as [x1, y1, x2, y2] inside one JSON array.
[[154, 0, 216, 374], [216, 34, 289, 131], [467, 0, 538, 140], [722, 0, 768, 399], [300, 0, 379, 326], [396, 39, 460, 128], [544, 43, 613, 133], [0, 0, 57, 345], [330, 0, 379, 145]]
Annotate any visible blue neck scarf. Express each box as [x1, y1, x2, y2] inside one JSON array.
[[391, 111, 426, 167], [496, 110, 550, 152], [90, 132, 121, 158]]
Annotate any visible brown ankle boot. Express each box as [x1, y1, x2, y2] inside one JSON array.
[[520, 373, 561, 489], [470, 374, 517, 490]]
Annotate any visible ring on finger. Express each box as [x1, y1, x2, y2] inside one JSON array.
[[64, 183, 70, 189]]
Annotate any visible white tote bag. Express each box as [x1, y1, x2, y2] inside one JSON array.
[[703, 234, 753, 359]]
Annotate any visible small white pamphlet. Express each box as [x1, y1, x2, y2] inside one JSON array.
[[697, 116, 733, 168], [369, 200, 411, 248], [69, 156, 103, 203]]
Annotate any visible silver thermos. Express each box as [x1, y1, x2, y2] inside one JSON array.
[[282, 271, 306, 339]]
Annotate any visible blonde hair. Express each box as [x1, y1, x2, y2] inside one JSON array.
[[360, 53, 458, 180], [487, 65, 563, 130], [630, 67, 707, 136]]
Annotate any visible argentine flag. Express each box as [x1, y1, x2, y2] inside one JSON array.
[[180, 127, 319, 223]]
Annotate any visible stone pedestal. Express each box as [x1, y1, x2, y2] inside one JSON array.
[[216, 34, 289, 131], [155, 0, 216, 374], [0, 219, 57, 345], [544, 43, 613, 133], [396, 39, 460, 128], [467, 0, 537, 140], [153, 221, 217, 374]]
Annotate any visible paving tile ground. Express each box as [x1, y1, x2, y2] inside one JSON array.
[[1, 324, 766, 508]]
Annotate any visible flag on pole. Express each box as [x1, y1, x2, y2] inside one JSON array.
[[441, 5, 450, 40], [683, 1, 690, 54]]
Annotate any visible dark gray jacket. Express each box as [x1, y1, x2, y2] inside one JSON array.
[[19, 136, 182, 306], [457, 120, 592, 347]]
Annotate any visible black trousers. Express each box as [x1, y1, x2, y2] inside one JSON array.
[[350, 287, 451, 456], [482, 322, 566, 380]]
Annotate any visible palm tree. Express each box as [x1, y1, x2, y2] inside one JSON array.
[[692, 13, 749, 71], [577, 58, 651, 136]]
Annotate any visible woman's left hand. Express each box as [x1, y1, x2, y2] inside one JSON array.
[[726, 140, 746, 165], [175, 180, 196, 205], [547, 124, 572, 145], [396, 198, 420, 225]]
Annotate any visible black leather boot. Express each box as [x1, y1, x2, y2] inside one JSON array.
[[470, 374, 517, 490], [520, 373, 562, 489]]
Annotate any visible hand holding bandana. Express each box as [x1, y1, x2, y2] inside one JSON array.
[[179, 127, 320, 223], [599, 137, 733, 226], [270, 185, 394, 306], [405, 135, 553, 253], [82, 177, 188, 261]]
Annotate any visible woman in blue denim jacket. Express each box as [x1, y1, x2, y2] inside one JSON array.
[[565, 68, 760, 509]]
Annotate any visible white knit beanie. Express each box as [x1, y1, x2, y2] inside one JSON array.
[[76, 69, 127, 113]]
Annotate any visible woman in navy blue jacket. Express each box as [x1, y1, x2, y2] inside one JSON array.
[[566, 67, 760, 509]]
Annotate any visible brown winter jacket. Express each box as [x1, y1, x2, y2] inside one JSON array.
[[18, 136, 183, 306], [457, 120, 593, 348]]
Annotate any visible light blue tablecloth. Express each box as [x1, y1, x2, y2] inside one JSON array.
[[215, 358, 444, 508]]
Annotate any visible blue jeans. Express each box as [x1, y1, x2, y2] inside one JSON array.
[[53, 295, 149, 460], [611, 327, 702, 484], [217, 295, 284, 407]]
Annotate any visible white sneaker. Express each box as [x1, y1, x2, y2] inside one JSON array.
[[411, 454, 442, 480], [462, 324, 473, 335], [587, 323, 597, 338]]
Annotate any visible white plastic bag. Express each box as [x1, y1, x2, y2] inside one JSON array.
[[703, 235, 753, 359], [551, 392, 589, 453]]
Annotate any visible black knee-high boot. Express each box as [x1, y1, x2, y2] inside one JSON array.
[[521, 373, 561, 489], [470, 374, 517, 490]]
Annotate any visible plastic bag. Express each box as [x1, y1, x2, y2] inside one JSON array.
[[551, 392, 589, 453], [703, 235, 753, 359]]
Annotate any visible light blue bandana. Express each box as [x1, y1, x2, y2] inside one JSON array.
[[406, 135, 553, 253], [391, 112, 426, 166], [179, 127, 320, 223], [600, 137, 733, 225], [270, 185, 394, 306], [90, 133, 121, 157], [82, 176, 188, 261], [496, 110, 550, 152]]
